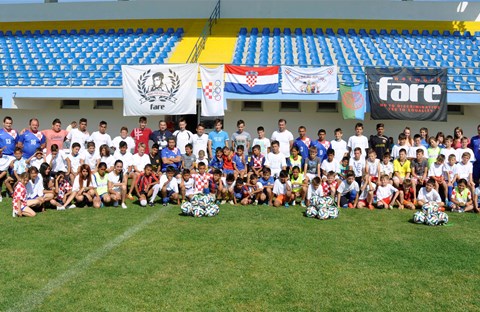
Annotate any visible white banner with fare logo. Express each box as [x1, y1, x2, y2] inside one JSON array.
[[200, 65, 225, 117], [122, 64, 198, 116], [281, 66, 337, 94]]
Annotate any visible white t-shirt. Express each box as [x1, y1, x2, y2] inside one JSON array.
[[347, 135, 369, 157], [376, 184, 397, 201], [272, 179, 291, 195], [113, 151, 134, 172], [172, 129, 193, 155], [456, 148, 476, 162], [88, 131, 113, 149], [366, 158, 380, 177], [158, 174, 179, 193], [428, 162, 444, 177], [108, 171, 124, 191], [408, 145, 428, 159], [307, 184, 323, 199], [82, 150, 99, 171], [265, 152, 287, 177], [443, 163, 458, 181], [132, 153, 151, 172], [46, 150, 68, 172], [67, 152, 84, 174], [456, 161, 473, 180], [330, 139, 348, 162], [191, 133, 209, 158], [72, 174, 91, 192], [359, 182, 376, 200], [66, 128, 90, 151], [112, 136, 136, 154], [252, 137, 271, 155], [26, 175, 44, 199], [100, 155, 115, 169], [271, 130, 294, 157], [29, 157, 44, 170], [321, 159, 340, 174], [391, 144, 409, 160], [380, 161, 394, 177], [417, 187, 442, 203], [440, 147, 457, 161], [0, 155, 11, 171], [182, 177, 195, 196], [337, 180, 359, 195], [349, 157, 366, 177]]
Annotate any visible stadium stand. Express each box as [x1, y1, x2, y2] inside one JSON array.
[[0, 27, 184, 87], [232, 27, 480, 91]]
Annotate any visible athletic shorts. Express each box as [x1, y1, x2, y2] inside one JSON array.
[[224, 169, 234, 175], [276, 194, 287, 204], [378, 196, 391, 206]]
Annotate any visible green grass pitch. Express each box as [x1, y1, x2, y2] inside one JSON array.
[[1, 201, 480, 311]]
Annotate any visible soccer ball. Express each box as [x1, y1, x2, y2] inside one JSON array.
[[316, 197, 329, 210], [197, 195, 210, 209], [190, 194, 202, 206], [425, 213, 439, 226], [310, 195, 322, 207], [328, 207, 339, 219], [324, 196, 335, 207], [204, 207, 217, 217], [181, 201, 193, 216], [422, 202, 439, 215], [209, 203, 220, 215], [192, 207, 205, 218], [437, 211, 449, 225], [305, 206, 318, 218], [413, 211, 426, 224], [317, 208, 329, 220]]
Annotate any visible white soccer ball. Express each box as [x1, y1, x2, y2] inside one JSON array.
[[328, 207, 339, 219], [413, 211, 426, 224], [305, 206, 318, 218], [190, 194, 202, 207], [197, 195, 210, 209], [209, 203, 220, 214], [205, 194, 215, 205], [324, 196, 335, 207], [310, 195, 321, 207], [422, 202, 439, 215], [425, 213, 439, 226], [437, 211, 449, 225], [317, 208, 329, 220], [192, 207, 205, 218], [181, 201, 193, 216], [204, 207, 217, 217], [316, 197, 329, 210]]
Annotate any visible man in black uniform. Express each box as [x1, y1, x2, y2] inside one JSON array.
[[369, 123, 389, 160]]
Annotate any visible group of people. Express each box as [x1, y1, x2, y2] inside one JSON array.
[[3, 114, 480, 217]]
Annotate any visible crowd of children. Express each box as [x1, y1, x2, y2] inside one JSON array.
[[4, 115, 480, 218]]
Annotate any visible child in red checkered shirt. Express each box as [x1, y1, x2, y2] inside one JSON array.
[[12, 172, 36, 217], [321, 171, 338, 197], [50, 171, 73, 210], [192, 162, 212, 194]]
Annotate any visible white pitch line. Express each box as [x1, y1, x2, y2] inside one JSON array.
[[7, 207, 170, 312]]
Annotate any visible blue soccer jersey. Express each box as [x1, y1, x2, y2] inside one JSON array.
[[0, 129, 19, 156], [20, 130, 46, 159], [233, 153, 247, 171], [161, 147, 181, 171]]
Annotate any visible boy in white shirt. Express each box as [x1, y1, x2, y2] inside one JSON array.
[[321, 149, 340, 178], [112, 126, 136, 153], [357, 174, 375, 210], [336, 171, 360, 208], [330, 128, 348, 162], [127, 143, 152, 200], [66, 118, 89, 152], [456, 152, 475, 192], [67, 142, 84, 182], [252, 126, 271, 156], [88, 120, 113, 150], [440, 135, 456, 160], [265, 140, 286, 178], [456, 136, 476, 162], [306, 176, 323, 206], [82, 141, 99, 172], [391, 133, 410, 160], [379, 152, 394, 180], [408, 134, 428, 160], [349, 147, 365, 186], [273, 170, 293, 208], [375, 174, 399, 209], [172, 118, 193, 155], [46, 144, 70, 175], [417, 178, 445, 209], [443, 154, 458, 202], [365, 149, 380, 183], [347, 122, 369, 158], [428, 154, 448, 201]]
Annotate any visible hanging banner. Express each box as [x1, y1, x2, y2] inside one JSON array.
[[340, 83, 366, 120], [122, 64, 198, 116], [366, 67, 447, 121], [200, 65, 225, 117], [224, 65, 279, 94], [281, 66, 337, 94]]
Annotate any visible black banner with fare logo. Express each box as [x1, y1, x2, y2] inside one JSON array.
[[366, 67, 448, 121]]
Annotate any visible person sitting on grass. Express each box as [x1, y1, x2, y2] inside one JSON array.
[[92, 162, 111, 208], [357, 174, 375, 210], [321, 170, 339, 198], [290, 165, 307, 207], [134, 164, 158, 207], [417, 178, 445, 210], [239, 174, 262, 206], [191, 162, 212, 195], [25, 166, 47, 212], [336, 170, 359, 209], [273, 170, 294, 208], [209, 147, 224, 174], [449, 178, 474, 213], [209, 169, 224, 204], [156, 165, 180, 206], [179, 169, 195, 203], [375, 174, 399, 210], [428, 154, 448, 202], [69, 164, 95, 208], [258, 168, 274, 206], [232, 177, 244, 205], [398, 179, 416, 210], [393, 148, 411, 188], [221, 173, 236, 205], [233, 145, 247, 179], [12, 172, 36, 218], [5, 147, 28, 198], [108, 160, 128, 209], [50, 171, 72, 211], [306, 176, 323, 206], [443, 154, 458, 203]]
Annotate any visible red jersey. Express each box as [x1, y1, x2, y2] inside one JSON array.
[[135, 173, 158, 193], [222, 154, 234, 170], [131, 127, 153, 154]]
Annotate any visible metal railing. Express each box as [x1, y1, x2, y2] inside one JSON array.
[[186, 0, 220, 63]]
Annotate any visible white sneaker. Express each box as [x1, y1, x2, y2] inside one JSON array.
[[229, 200, 234, 205], [121, 203, 128, 209], [220, 200, 226, 205], [0, 196, 3, 202], [57, 206, 65, 211], [12, 210, 16, 217], [68, 204, 76, 209], [292, 201, 296, 206]]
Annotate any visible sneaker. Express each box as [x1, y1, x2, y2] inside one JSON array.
[[12, 210, 16, 218], [300, 201, 306, 208], [113, 201, 119, 207], [228, 200, 234, 205], [121, 203, 128, 209], [162, 202, 168, 206], [68, 204, 76, 209], [220, 200, 226, 205], [0, 196, 3, 202], [284, 203, 290, 208], [253, 200, 258, 206], [291, 201, 296, 206], [348, 203, 354, 209], [148, 202, 155, 207], [57, 206, 65, 211], [127, 194, 134, 200], [388, 205, 394, 210], [368, 204, 375, 210], [342, 204, 348, 208]]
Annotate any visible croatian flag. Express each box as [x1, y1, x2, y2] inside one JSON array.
[[224, 65, 279, 94]]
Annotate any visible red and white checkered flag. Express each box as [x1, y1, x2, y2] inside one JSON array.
[[200, 65, 225, 117]]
